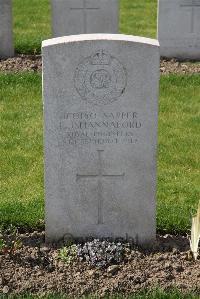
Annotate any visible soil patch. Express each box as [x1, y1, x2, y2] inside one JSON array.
[[0, 232, 199, 297], [0, 55, 200, 75], [160, 59, 200, 75], [0, 55, 42, 73]]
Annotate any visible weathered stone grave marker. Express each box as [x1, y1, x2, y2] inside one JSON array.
[[42, 34, 160, 244], [51, 0, 119, 37], [76, 149, 125, 225], [0, 0, 14, 58], [180, 0, 200, 34], [158, 0, 200, 59]]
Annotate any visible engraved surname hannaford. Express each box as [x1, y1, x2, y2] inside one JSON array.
[[74, 50, 127, 105], [76, 150, 125, 224], [180, 0, 200, 33], [59, 111, 142, 131], [70, 0, 99, 33]]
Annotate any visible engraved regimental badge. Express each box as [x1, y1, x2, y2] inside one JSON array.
[[74, 50, 127, 105]]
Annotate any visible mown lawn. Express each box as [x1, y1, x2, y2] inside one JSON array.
[[157, 75, 200, 232], [0, 74, 44, 228], [120, 0, 157, 38], [0, 73, 199, 233], [13, 0, 157, 54], [2, 290, 199, 299], [2, 2, 199, 299]]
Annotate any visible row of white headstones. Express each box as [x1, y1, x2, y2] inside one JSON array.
[[0, 0, 200, 60]]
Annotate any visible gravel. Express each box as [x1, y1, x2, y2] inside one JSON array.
[[0, 55, 42, 73], [0, 55, 200, 75]]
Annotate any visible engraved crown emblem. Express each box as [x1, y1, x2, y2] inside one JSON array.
[[74, 50, 127, 105], [91, 50, 110, 65]]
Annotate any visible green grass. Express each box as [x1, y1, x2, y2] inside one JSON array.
[[157, 75, 200, 232], [0, 73, 44, 228], [0, 73, 199, 232], [1, 289, 199, 299], [12, 0, 157, 54], [120, 0, 157, 38], [13, 0, 51, 54]]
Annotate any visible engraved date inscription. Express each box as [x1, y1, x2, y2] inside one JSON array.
[[59, 111, 142, 146]]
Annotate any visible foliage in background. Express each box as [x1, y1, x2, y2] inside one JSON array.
[[12, 0, 157, 54], [0, 74, 199, 233]]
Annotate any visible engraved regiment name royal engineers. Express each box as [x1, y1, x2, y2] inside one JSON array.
[[56, 50, 142, 146]]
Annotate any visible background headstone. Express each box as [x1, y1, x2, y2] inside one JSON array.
[[158, 0, 200, 60], [42, 34, 160, 245], [51, 0, 119, 37], [0, 0, 14, 58]]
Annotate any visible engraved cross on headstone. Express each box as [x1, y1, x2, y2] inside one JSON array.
[[180, 0, 200, 33], [70, 0, 100, 33], [76, 150, 125, 225]]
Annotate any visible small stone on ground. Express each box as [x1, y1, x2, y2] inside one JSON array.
[[0, 231, 199, 297]]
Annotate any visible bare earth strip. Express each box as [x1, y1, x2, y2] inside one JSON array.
[[0, 232, 199, 296], [0, 55, 200, 75]]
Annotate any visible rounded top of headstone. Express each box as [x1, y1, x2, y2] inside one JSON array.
[[42, 34, 159, 48]]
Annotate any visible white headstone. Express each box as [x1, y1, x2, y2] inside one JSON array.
[[51, 0, 119, 37], [0, 0, 14, 58], [158, 0, 200, 60], [42, 34, 160, 245]]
